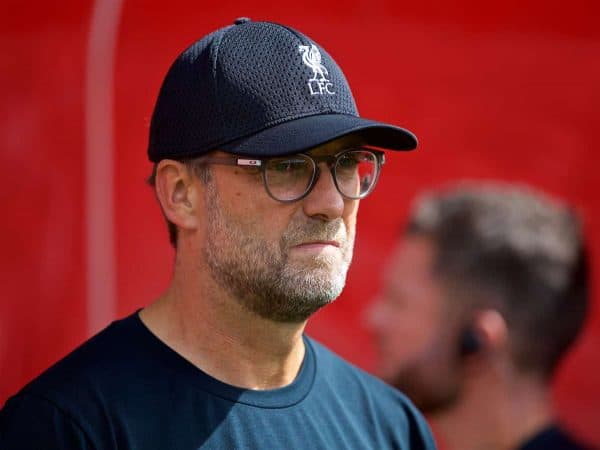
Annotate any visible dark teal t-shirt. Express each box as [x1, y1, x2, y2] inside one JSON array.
[[0, 313, 436, 449]]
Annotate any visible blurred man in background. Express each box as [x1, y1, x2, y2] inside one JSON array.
[[368, 182, 592, 450]]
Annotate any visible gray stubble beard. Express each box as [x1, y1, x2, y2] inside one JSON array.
[[203, 182, 354, 323]]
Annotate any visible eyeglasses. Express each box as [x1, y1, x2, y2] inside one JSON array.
[[197, 148, 385, 203]]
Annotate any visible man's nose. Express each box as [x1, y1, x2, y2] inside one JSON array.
[[301, 163, 346, 221]]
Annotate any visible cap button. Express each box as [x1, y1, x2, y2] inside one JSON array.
[[234, 17, 251, 25]]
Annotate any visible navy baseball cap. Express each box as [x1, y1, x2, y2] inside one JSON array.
[[147, 18, 417, 162]]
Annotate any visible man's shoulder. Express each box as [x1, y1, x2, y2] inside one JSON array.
[[307, 336, 408, 397], [306, 336, 437, 449], [306, 337, 427, 408], [10, 312, 145, 406], [1, 312, 147, 449]]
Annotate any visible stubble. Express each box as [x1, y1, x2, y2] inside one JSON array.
[[204, 182, 354, 322]]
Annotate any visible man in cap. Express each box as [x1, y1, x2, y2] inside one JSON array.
[[368, 182, 591, 450], [0, 19, 436, 449]]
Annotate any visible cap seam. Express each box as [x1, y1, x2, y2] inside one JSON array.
[[210, 26, 232, 140], [271, 22, 309, 45]]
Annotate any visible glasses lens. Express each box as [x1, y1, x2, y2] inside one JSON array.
[[334, 150, 379, 199], [264, 155, 315, 201]]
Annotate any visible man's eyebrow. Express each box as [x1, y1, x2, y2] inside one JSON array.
[[306, 146, 364, 157]]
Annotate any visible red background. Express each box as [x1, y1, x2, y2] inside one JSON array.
[[2, 0, 599, 446]]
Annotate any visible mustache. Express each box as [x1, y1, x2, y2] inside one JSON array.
[[281, 218, 347, 248]]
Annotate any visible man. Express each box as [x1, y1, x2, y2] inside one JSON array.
[[0, 19, 436, 449], [368, 182, 591, 450]]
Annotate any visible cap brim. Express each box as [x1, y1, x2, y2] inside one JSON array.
[[220, 113, 417, 157]]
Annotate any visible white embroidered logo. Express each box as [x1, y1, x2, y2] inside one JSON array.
[[298, 44, 335, 95]]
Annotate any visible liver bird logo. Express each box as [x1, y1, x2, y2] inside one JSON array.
[[299, 44, 329, 82]]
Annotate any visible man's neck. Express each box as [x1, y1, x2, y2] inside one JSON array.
[[432, 369, 555, 450], [140, 262, 307, 390]]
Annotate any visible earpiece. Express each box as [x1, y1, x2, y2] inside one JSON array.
[[459, 327, 481, 356]]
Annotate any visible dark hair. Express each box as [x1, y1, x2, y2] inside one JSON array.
[[147, 159, 212, 248], [406, 182, 589, 379]]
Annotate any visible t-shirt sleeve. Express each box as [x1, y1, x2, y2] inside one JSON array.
[[0, 393, 93, 450]]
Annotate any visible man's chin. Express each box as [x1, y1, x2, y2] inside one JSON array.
[[288, 251, 348, 271], [282, 270, 345, 301], [293, 264, 348, 289]]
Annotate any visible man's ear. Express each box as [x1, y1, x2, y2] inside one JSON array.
[[470, 309, 508, 354], [154, 160, 201, 232]]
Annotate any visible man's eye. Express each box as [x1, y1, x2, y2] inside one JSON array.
[[338, 155, 360, 169], [271, 160, 306, 172], [273, 161, 292, 172]]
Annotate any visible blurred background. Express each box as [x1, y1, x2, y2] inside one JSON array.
[[1, 0, 599, 446]]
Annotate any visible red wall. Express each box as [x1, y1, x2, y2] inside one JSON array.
[[2, 0, 599, 446]]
